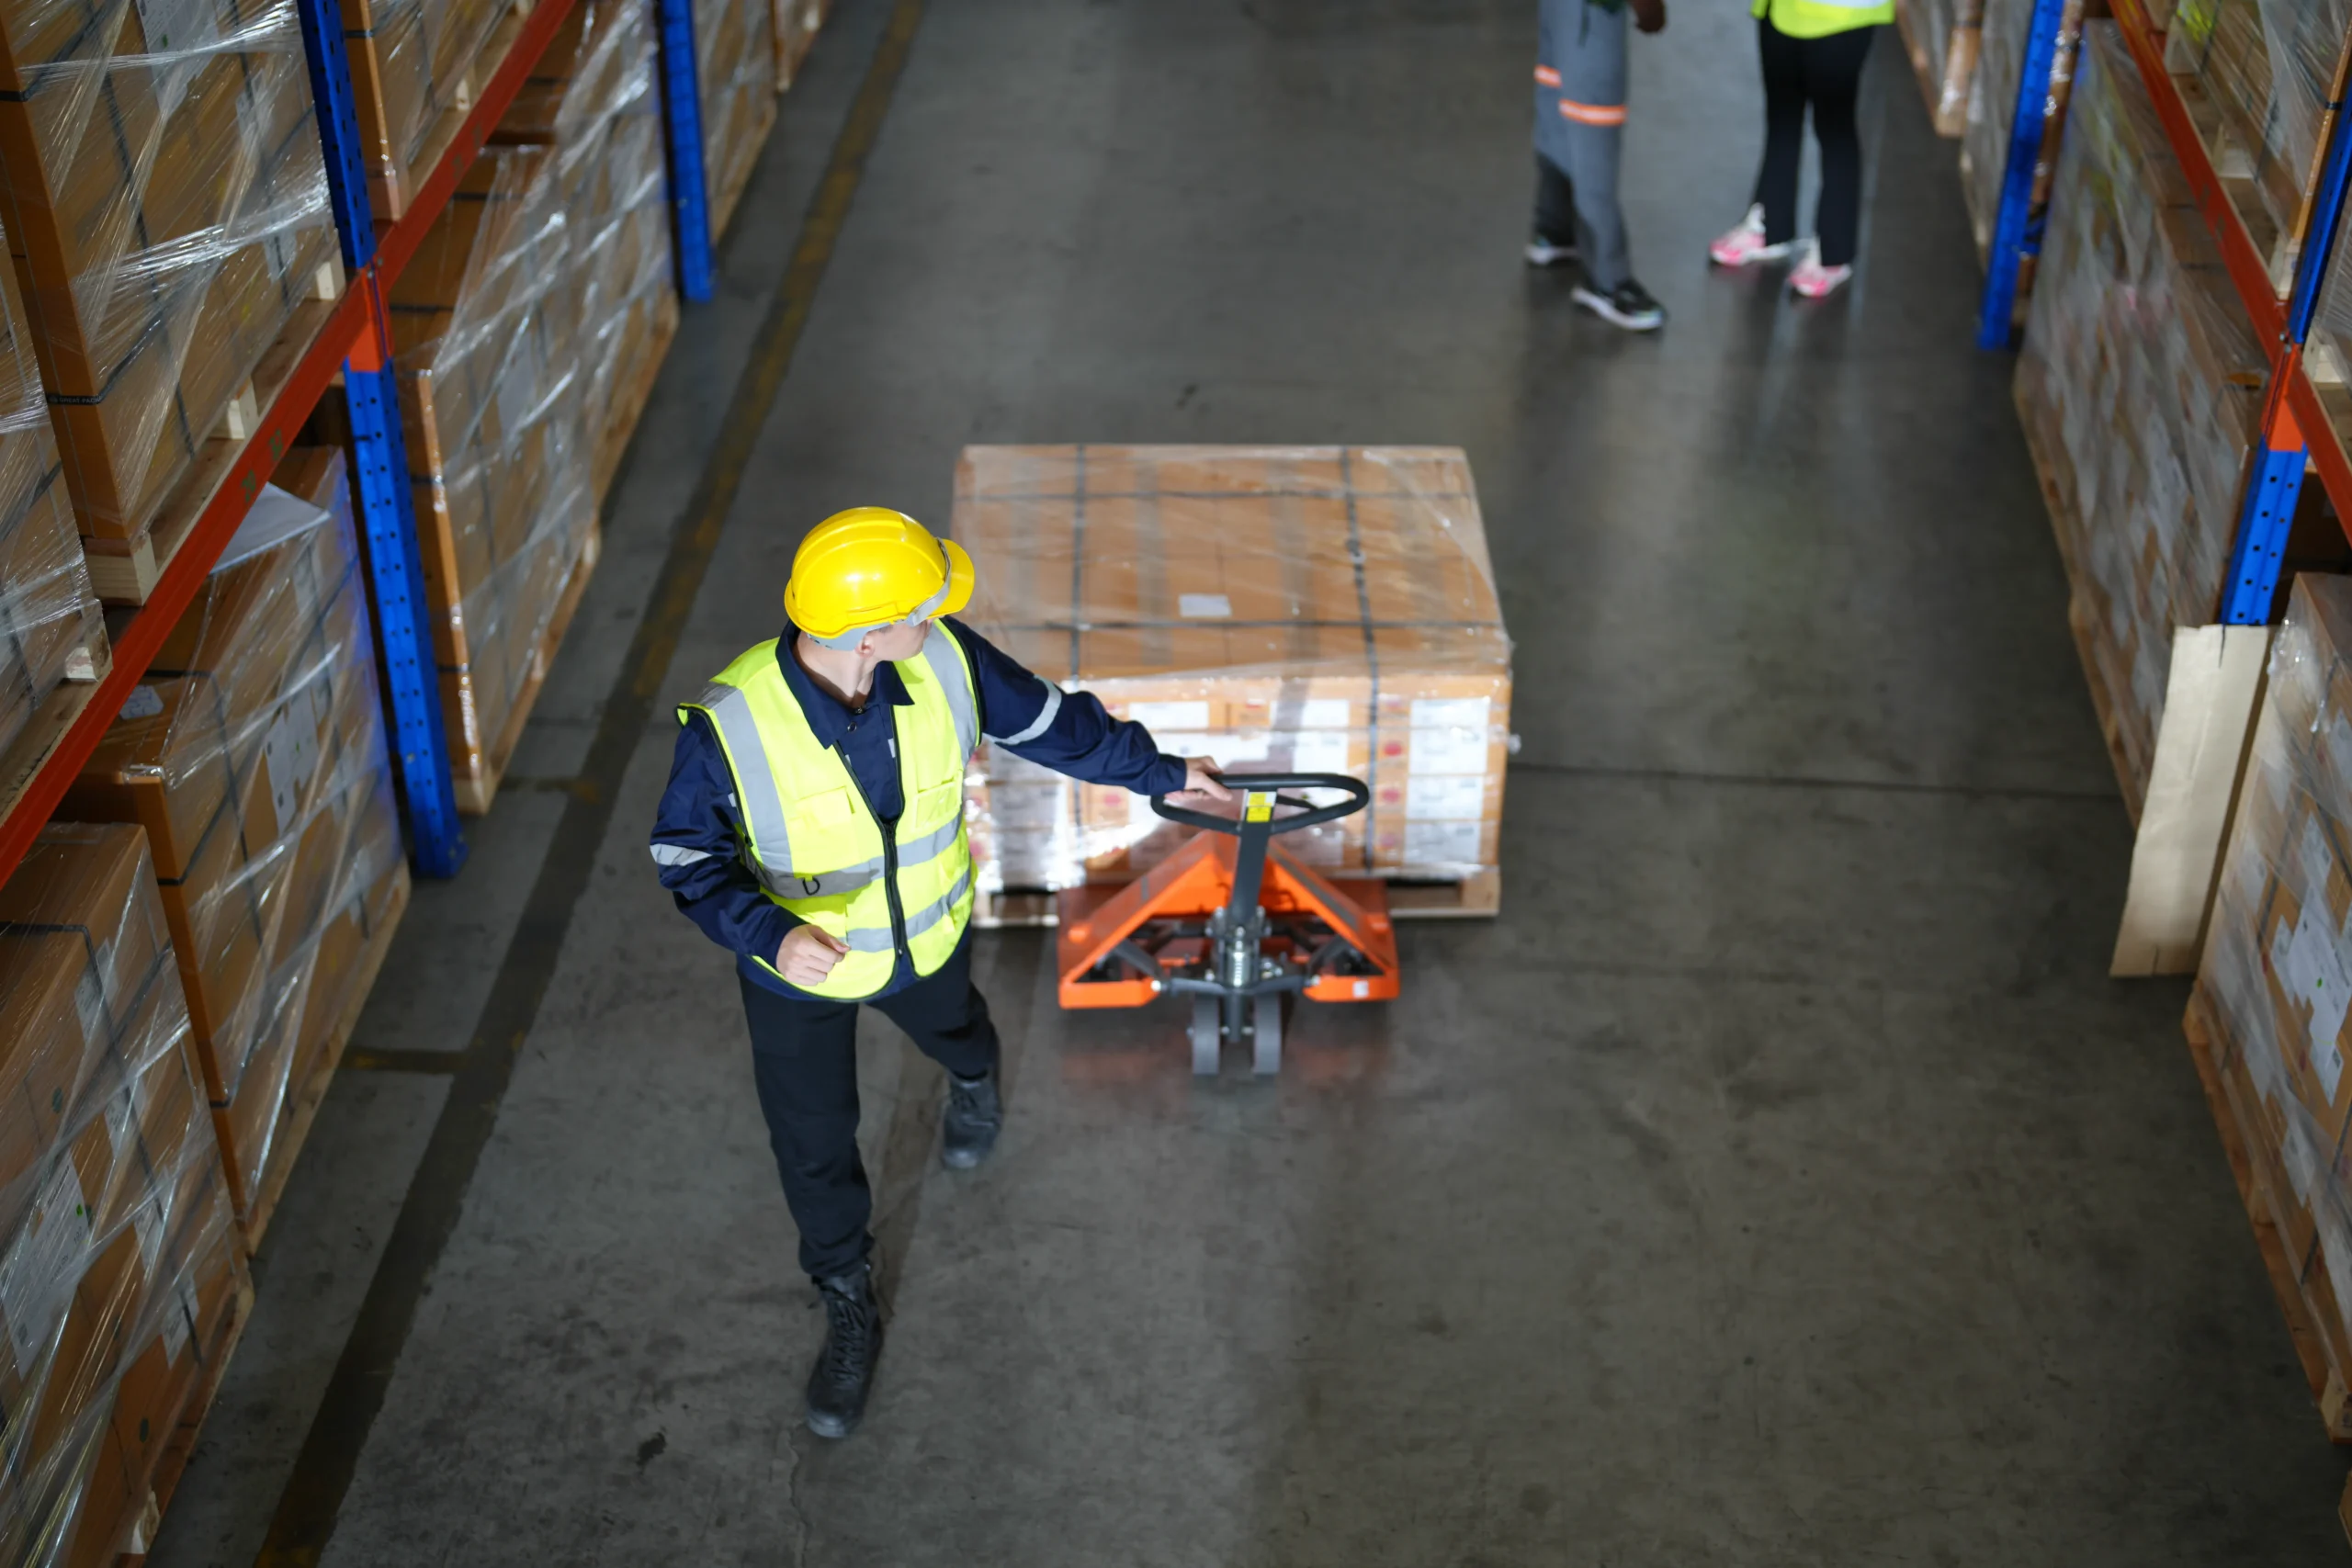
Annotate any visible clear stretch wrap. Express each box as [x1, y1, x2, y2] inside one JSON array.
[[0, 0, 338, 540], [2166, 0, 2352, 265], [773, 0, 830, 89], [341, 0, 511, 216], [2301, 101, 2352, 378], [1962, 0, 2087, 279], [1905, 0, 1985, 132], [695, 0, 775, 238], [2018, 23, 2267, 807], [956, 446, 1515, 893], [0, 822, 242, 1568], [0, 211, 103, 762], [2199, 573, 2352, 1395], [60, 450, 403, 1224]]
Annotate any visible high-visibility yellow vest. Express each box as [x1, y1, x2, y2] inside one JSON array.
[[680, 626, 980, 999], [1754, 0, 1891, 39]]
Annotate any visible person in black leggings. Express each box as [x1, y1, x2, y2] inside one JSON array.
[[1710, 3, 1887, 296]]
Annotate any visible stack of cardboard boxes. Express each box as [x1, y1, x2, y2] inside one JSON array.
[[0, 213, 102, 768], [0, 822, 243, 1567], [1962, 0, 2087, 299], [2165, 0, 2352, 287], [1899, 0, 1984, 137], [2198, 572, 2352, 1421], [0, 0, 340, 592], [341, 0, 516, 219], [61, 452, 404, 1242], [2017, 23, 2267, 812], [956, 446, 1513, 899], [698, 0, 777, 240]]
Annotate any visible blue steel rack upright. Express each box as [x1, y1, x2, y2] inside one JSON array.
[[1976, 0, 2073, 349], [657, 0, 718, 302]]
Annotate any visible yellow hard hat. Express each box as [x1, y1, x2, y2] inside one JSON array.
[[785, 507, 976, 646]]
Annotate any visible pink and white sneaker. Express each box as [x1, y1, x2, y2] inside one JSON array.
[[1708, 204, 1793, 268], [1789, 242, 1853, 299]]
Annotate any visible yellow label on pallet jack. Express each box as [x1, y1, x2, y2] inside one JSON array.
[[1245, 791, 1274, 823]]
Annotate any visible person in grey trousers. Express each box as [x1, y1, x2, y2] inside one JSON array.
[[1528, 0, 1668, 331]]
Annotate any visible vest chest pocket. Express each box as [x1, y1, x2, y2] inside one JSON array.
[[910, 780, 963, 829], [788, 785, 859, 832]]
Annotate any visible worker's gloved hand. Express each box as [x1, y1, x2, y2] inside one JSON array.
[[777, 924, 853, 987], [1167, 758, 1234, 806]]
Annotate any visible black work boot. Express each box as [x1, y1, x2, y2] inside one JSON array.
[[941, 1068, 1002, 1170], [805, 1264, 882, 1439]]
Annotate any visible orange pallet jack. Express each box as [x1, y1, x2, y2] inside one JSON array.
[[1055, 773, 1400, 1074]]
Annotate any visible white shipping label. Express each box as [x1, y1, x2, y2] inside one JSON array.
[[2282, 909, 2352, 1097], [0, 1161, 94, 1379], [263, 707, 315, 833], [1291, 731, 1351, 775], [1407, 773, 1484, 819], [1404, 818, 1482, 867], [1127, 701, 1210, 731], [1408, 726, 1488, 776], [1156, 732, 1270, 763], [1410, 697, 1490, 731], [1299, 699, 1351, 728], [2286, 1112, 2327, 1204], [1177, 593, 1232, 619], [2234, 840, 2268, 913], [2301, 816, 2336, 901]]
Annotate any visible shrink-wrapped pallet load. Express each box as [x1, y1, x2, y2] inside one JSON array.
[[956, 446, 1512, 911], [0, 0, 341, 570], [0, 822, 243, 1566], [60, 452, 405, 1240], [2016, 23, 2267, 811]]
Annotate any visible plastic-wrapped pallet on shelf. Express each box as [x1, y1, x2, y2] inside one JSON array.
[[2164, 0, 2352, 291], [500, 0, 677, 502], [773, 0, 831, 89], [1899, 0, 1984, 137], [957, 446, 1513, 924], [59, 452, 406, 1250], [1963, 0, 2088, 299], [2016, 21, 2267, 817], [341, 0, 517, 219], [696, 0, 776, 241], [0, 209, 105, 796], [2190, 571, 2352, 1445], [0, 0, 343, 595], [0, 821, 246, 1567]]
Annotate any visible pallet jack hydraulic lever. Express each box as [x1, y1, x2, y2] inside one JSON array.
[[1053, 773, 1401, 1076]]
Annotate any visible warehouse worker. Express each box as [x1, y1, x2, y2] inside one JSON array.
[[1525, 0, 1669, 332], [649, 508, 1229, 1440]]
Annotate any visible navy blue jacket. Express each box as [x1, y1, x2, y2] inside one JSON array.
[[650, 617, 1187, 999]]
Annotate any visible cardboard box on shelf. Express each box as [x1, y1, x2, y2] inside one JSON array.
[[57, 451, 405, 1227], [956, 446, 1513, 898], [0, 822, 242, 1568], [342, 0, 514, 219]]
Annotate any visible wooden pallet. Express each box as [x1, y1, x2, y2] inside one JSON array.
[[236, 863, 413, 1254], [974, 866, 1500, 929], [368, 0, 539, 220], [82, 290, 346, 605], [1894, 0, 1976, 139], [2182, 987, 2352, 1445], [116, 1254, 257, 1565], [453, 525, 602, 815], [590, 290, 680, 507]]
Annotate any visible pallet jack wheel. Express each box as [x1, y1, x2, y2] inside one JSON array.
[[1251, 992, 1283, 1076], [1191, 995, 1221, 1076]]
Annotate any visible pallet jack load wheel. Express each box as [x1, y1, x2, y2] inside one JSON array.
[[1251, 992, 1283, 1076], [1191, 995, 1221, 1076]]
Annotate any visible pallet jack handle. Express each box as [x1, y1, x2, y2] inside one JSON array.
[[1152, 773, 1371, 921]]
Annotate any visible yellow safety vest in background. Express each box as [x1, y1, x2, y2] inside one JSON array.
[[680, 625, 980, 999], [1754, 0, 1893, 39]]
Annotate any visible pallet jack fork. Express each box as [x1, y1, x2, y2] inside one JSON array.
[[1054, 773, 1400, 1075]]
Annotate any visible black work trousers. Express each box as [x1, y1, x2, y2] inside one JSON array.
[[1751, 17, 1880, 267], [741, 931, 999, 1280]]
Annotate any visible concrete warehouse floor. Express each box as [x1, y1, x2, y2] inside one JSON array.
[[145, 0, 2348, 1563]]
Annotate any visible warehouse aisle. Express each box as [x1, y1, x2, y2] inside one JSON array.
[[153, 1, 2348, 1564]]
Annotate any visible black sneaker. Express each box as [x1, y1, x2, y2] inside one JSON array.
[[1571, 277, 1666, 332], [805, 1264, 883, 1438], [1525, 233, 1580, 268], [942, 1069, 1002, 1170]]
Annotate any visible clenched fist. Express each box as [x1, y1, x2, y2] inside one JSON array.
[[777, 923, 853, 987]]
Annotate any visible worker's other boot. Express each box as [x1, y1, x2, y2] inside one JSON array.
[[805, 1264, 883, 1439], [941, 1068, 1002, 1169]]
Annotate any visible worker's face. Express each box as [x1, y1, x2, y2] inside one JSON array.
[[861, 618, 932, 662]]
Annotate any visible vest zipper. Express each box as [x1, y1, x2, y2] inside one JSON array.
[[838, 754, 911, 960]]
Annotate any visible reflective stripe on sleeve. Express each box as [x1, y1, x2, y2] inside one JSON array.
[[1558, 99, 1627, 125], [989, 679, 1062, 746], [649, 844, 714, 867], [920, 625, 979, 757], [1533, 64, 1561, 86]]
